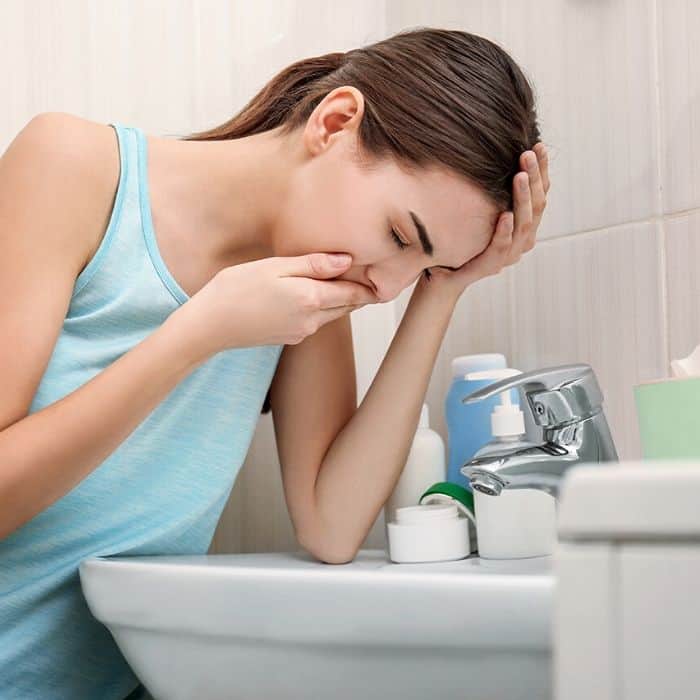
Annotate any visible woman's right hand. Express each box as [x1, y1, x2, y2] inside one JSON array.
[[170, 252, 378, 360]]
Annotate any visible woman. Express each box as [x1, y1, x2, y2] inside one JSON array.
[[0, 27, 549, 700]]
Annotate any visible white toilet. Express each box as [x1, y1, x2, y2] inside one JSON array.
[[79, 548, 552, 700]]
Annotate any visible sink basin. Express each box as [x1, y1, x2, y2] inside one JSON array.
[[79, 548, 553, 700]]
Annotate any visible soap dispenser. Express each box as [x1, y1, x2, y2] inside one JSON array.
[[468, 370, 558, 559]]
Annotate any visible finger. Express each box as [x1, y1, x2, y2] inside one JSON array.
[[488, 210, 514, 258], [455, 211, 513, 282], [311, 278, 378, 309], [486, 211, 515, 270], [533, 143, 550, 195], [278, 252, 352, 279], [314, 304, 363, 327], [521, 149, 546, 220], [512, 170, 534, 249]]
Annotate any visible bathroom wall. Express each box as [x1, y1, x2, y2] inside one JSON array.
[[223, 0, 700, 554], [1, 0, 697, 555], [392, 0, 700, 457], [0, 0, 392, 555]]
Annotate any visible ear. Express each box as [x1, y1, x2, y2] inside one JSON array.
[[303, 86, 366, 155]]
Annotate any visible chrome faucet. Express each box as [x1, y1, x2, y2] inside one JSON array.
[[459, 363, 618, 498]]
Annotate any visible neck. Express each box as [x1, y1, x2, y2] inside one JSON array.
[[152, 124, 297, 271]]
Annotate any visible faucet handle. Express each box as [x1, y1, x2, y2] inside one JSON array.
[[461, 363, 604, 429]]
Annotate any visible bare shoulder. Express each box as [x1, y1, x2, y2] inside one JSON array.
[[0, 113, 123, 430], [3, 112, 122, 275]]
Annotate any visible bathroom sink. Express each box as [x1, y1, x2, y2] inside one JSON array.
[[79, 548, 553, 700]]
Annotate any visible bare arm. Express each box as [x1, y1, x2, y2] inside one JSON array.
[[0, 114, 205, 539], [268, 313, 358, 547], [1, 317, 204, 539], [291, 283, 457, 564], [277, 140, 549, 564]]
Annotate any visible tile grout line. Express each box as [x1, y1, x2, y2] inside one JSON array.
[[539, 205, 700, 247], [651, 0, 671, 376]]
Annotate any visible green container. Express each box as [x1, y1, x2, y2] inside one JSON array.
[[634, 376, 700, 459]]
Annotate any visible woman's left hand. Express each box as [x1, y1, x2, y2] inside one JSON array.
[[414, 142, 550, 302]]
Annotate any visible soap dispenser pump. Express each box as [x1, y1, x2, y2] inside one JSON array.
[[465, 369, 533, 457], [490, 372, 526, 439]]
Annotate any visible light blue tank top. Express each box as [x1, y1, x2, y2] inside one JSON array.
[[0, 123, 284, 699]]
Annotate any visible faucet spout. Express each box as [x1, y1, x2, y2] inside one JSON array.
[[463, 462, 564, 498], [467, 468, 507, 496]]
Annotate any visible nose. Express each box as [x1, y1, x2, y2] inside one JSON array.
[[364, 271, 393, 302], [341, 266, 418, 303], [371, 269, 424, 302], [371, 279, 410, 303], [350, 268, 390, 301]]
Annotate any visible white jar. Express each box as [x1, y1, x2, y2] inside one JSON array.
[[387, 503, 470, 563]]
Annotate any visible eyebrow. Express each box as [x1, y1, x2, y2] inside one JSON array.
[[409, 210, 460, 271]]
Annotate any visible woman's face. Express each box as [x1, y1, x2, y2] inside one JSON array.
[[274, 87, 502, 302]]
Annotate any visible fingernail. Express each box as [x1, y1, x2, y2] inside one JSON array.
[[328, 253, 351, 266]]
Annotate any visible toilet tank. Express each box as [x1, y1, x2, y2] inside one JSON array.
[[553, 460, 700, 700]]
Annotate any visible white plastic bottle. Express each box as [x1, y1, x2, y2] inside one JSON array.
[[383, 403, 446, 524]]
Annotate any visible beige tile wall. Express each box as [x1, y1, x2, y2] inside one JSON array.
[[218, 0, 699, 553], [2, 0, 692, 555], [390, 0, 688, 460], [221, 0, 700, 554]]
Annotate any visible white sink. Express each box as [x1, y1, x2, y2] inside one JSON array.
[[79, 548, 553, 700]]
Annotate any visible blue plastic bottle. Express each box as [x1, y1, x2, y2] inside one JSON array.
[[444, 354, 520, 490]]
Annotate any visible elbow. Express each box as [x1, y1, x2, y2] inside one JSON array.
[[309, 548, 358, 566], [297, 529, 359, 565]]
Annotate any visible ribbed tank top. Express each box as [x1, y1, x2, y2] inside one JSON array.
[[0, 123, 284, 699]]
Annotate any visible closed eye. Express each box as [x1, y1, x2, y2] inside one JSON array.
[[389, 220, 459, 273], [390, 226, 408, 250]]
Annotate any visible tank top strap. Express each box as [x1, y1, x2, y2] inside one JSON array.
[[131, 125, 190, 305], [71, 122, 135, 297], [69, 122, 189, 314]]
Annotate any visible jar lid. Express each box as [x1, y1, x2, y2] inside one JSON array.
[[395, 503, 458, 525], [419, 481, 476, 525]]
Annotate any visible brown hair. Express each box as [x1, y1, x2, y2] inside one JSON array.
[[178, 27, 543, 414]]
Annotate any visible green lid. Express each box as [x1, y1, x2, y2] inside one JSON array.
[[419, 481, 475, 525]]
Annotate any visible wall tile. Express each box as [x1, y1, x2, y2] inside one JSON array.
[[386, 0, 660, 237], [510, 221, 665, 461], [393, 269, 515, 445], [665, 211, 700, 360], [658, 0, 700, 213], [212, 413, 298, 554]]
